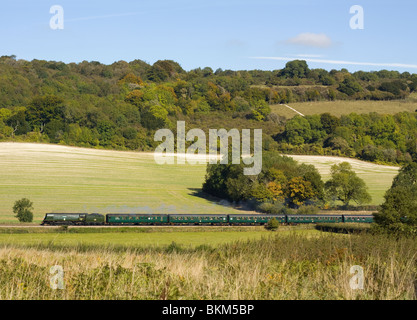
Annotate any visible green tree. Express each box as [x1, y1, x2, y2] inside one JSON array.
[[337, 76, 362, 96], [26, 95, 64, 128], [280, 60, 310, 78], [324, 162, 371, 206], [147, 60, 185, 82], [284, 116, 312, 145], [320, 113, 340, 134], [140, 104, 169, 130], [373, 162, 417, 236], [250, 100, 271, 121], [13, 198, 34, 223], [225, 165, 253, 202]]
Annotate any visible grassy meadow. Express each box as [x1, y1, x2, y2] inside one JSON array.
[[0, 142, 399, 223], [0, 228, 415, 300], [0, 228, 280, 248]]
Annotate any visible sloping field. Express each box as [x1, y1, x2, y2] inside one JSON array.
[[0, 143, 239, 223], [0, 143, 398, 223], [271, 99, 417, 118], [289, 155, 399, 205]]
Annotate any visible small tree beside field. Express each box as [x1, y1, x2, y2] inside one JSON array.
[[13, 198, 34, 223]]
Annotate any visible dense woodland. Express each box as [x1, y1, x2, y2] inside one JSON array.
[[1, 55, 417, 165]]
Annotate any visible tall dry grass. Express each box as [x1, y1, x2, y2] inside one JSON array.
[[0, 232, 415, 300]]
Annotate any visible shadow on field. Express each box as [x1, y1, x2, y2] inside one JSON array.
[[187, 188, 256, 212]]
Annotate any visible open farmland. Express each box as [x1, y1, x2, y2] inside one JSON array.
[[0, 143, 398, 223], [0, 142, 240, 223], [271, 97, 417, 118], [289, 155, 399, 205]]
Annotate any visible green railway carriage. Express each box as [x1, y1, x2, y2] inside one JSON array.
[[41, 213, 105, 225], [286, 214, 343, 224], [168, 214, 228, 225], [342, 215, 374, 223], [40, 212, 375, 226], [106, 214, 168, 225], [228, 214, 286, 225]]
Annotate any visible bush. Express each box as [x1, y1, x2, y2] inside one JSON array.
[[13, 198, 34, 223], [258, 202, 297, 215], [370, 223, 417, 238], [297, 205, 319, 215], [264, 218, 279, 231], [258, 202, 285, 214], [315, 223, 370, 234]]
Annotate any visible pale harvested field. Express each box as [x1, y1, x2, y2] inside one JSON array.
[[288, 155, 399, 205], [0, 142, 240, 223], [0, 143, 398, 223]]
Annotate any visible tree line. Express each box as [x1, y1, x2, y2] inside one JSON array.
[[276, 112, 417, 165], [1, 55, 417, 165], [203, 151, 372, 213]]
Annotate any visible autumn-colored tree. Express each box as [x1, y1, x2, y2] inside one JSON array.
[[286, 177, 316, 208], [118, 73, 144, 86], [125, 89, 144, 108], [266, 181, 284, 202], [265, 168, 287, 185]]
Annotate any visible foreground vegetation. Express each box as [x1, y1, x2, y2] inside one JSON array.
[[0, 230, 415, 300], [315, 223, 371, 234]]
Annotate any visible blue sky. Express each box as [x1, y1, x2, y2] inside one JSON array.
[[0, 0, 416, 72]]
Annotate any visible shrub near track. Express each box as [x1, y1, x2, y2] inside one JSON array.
[[315, 223, 371, 234]]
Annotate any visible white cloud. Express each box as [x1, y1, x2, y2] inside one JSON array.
[[251, 56, 417, 69], [286, 33, 333, 48]]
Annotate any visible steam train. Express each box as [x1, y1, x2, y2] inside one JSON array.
[[41, 212, 374, 226]]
